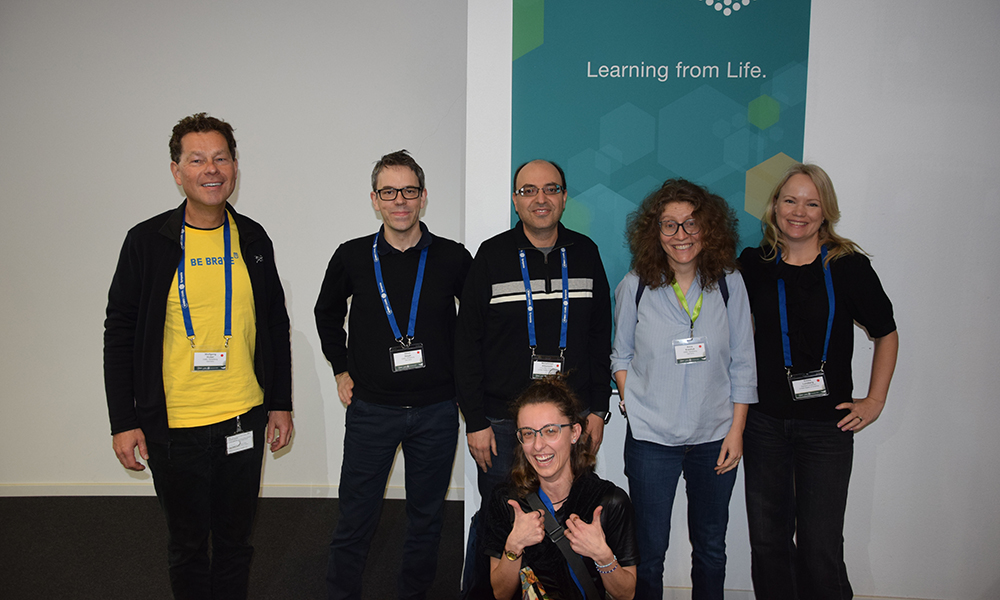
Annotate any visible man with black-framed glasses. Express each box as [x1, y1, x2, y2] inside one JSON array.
[[455, 159, 612, 598], [315, 149, 472, 600]]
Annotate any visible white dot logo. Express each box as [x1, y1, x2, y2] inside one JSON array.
[[702, 0, 752, 17]]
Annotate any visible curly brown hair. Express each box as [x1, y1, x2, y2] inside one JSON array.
[[169, 113, 237, 164], [626, 178, 739, 290], [508, 376, 596, 498]]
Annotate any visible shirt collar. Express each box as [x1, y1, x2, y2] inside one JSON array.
[[514, 220, 570, 251], [376, 221, 431, 255]]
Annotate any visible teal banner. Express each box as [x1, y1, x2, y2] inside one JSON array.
[[512, 0, 812, 290]]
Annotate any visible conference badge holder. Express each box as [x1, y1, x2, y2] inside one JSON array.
[[373, 233, 429, 374], [673, 337, 708, 364], [178, 212, 234, 374], [192, 345, 228, 371], [530, 354, 564, 379], [226, 415, 253, 455], [788, 369, 829, 400], [390, 342, 425, 372], [520, 248, 570, 381], [777, 245, 835, 402]]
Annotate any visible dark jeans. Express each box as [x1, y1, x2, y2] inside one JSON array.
[[743, 409, 854, 600], [326, 398, 458, 600], [460, 417, 517, 599], [625, 428, 737, 600], [146, 403, 266, 600]]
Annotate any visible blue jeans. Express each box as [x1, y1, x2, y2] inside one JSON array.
[[146, 403, 266, 600], [460, 417, 517, 599], [625, 427, 737, 600], [743, 409, 854, 600], [326, 398, 458, 600], [476, 417, 517, 501]]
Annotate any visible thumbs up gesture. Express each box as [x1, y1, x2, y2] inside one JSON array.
[[564, 505, 613, 562], [505, 499, 546, 556]]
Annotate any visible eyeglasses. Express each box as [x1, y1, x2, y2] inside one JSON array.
[[376, 186, 423, 201], [659, 218, 700, 236], [515, 184, 564, 197], [516, 423, 573, 444]]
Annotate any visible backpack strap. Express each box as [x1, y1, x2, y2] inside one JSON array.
[[638, 275, 728, 309]]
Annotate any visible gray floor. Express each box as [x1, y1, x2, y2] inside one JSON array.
[[0, 496, 462, 599]]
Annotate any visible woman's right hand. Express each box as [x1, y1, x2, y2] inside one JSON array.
[[506, 499, 546, 556]]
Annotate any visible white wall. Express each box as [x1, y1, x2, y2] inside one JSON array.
[[2, 0, 999, 598], [0, 0, 468, 499], [463, 1, 1000, 599]]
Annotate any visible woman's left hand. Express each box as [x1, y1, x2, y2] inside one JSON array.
[[564, 506, 614, 566], [836, 396, 886, 432], [715, 427, 743, 475]]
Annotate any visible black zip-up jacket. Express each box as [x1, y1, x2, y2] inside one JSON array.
[[455, 222, 612, 432], [104, 201, 292, 444]]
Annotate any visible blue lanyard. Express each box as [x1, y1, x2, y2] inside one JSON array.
[[519, 248, 569, 352], [537, 488, 586, 598], [177, 211, 232, 348], [776, 245, 835, 370], [372, 232, 428, 345]]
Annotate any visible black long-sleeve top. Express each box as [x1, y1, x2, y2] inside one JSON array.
[[315, 223, 472, 407]]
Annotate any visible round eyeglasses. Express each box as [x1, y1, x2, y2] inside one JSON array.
[[376, 186, 423, 201], [516, 423, 573, 444], [515, 184, 564, 197], [659, 218, 700, 236]]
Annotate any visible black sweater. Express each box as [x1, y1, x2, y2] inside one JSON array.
[[315, 224, 472, 407], [455, 222, 612, 431]]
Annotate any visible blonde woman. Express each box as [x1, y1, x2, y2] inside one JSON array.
[[739, 163, 899, 600]]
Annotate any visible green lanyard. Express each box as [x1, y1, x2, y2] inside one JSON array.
[[671, 280, 703, 338]]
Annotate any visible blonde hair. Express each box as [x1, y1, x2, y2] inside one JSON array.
[[761, 163, 865, 266]]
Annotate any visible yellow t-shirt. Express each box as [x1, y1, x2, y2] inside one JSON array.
[[163, 218, 263, 428]]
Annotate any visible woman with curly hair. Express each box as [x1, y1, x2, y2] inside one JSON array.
[[611, 179, 757, 599], [739, 164, 897, 600], [483, 376, 638, 599]]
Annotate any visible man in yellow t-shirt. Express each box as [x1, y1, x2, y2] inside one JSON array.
[[104, 113, 293, 599]]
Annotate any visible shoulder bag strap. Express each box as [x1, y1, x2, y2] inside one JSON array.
[[526, 492, 603, 600]]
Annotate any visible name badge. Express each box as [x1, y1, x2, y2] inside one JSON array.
[[390, 343, 425, 372], [193, 347, 228, 371], [788, 370, 829, 400], [530, 355, 564, 379], [673, 337, 708, 364], [226, 431, 253, 455]]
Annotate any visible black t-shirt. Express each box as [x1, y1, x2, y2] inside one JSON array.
[[739, 246, 896, 421], [483, 472, 639, 600]]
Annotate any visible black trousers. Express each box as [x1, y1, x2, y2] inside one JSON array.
[[147, 404, 266, 600]]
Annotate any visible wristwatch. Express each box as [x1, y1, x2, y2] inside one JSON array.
[[504, 549, 522, 561], [591, 410, 611, 424]]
